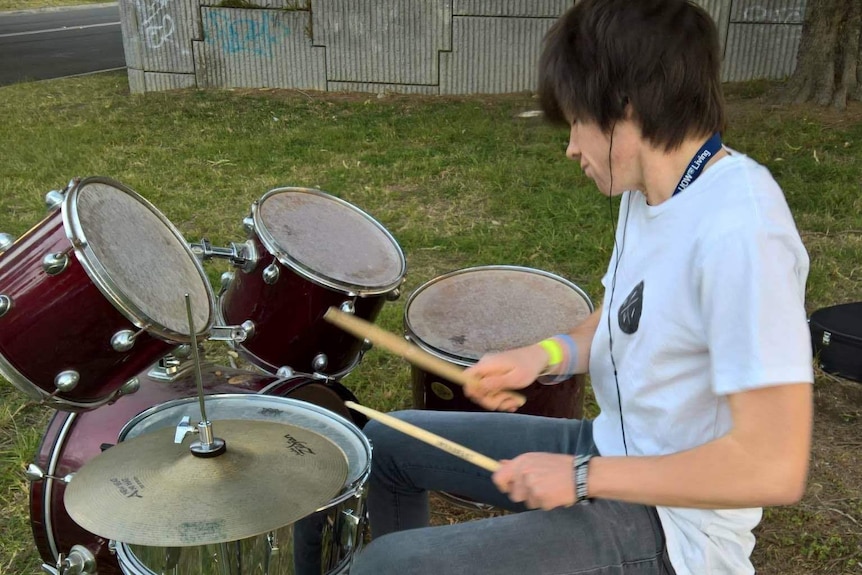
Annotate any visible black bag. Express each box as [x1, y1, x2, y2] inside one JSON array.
[[809, 302, 862, 383]]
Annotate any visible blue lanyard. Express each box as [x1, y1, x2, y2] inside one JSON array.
[[673, 132, 723, 196]]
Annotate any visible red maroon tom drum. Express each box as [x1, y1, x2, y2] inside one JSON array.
[[220, 187, 406, 377], [0, 177, 214, 411], [404, 266, 594, 419], [28, 362, 359, 575]]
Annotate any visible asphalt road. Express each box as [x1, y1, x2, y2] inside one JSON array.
[[0, 4, 124, 86]]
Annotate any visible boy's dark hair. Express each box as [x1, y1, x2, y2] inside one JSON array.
[[539, 0, 726, 151]]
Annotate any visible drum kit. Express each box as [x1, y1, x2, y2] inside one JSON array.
[[0, 176, 594, 575]]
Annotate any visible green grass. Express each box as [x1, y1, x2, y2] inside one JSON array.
[[0, 72, 861, 574]]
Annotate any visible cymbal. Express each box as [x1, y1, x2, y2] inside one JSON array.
[[64, 419, 348, 547]]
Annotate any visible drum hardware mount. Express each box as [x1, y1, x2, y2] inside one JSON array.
[[259, 367, 330, 388], [262, 531, 280, 573], [173, 415, 227, 457], [242, 215, 255, 236], [263, 261, 280, 285], [189, 238, 258, 273], [43, 178, 76, 212], [340, 300, 356, 314], [267, 531, 280, 554], [219, 271, 234, 297], [53, 545, 96, 575], [386, 288, 401, 301], [275, 365, 296, 379], [111, 328, 144, 352], [0, 294, 11, 317], [44, 190, 65, 211], [114, 377, 140, 399], [210, 320, 255, 343], [307, 340, 371, 381], [25, 463, 74, 484], [54, 370, 80, 392], [174, 344, 193, 359], [0, 232, 15, 255], [341, 506, 362, 531], [338, 505, 365, 549], [42, 248, 73, 276], [146, 347, 195, 381], [312, 353, 329, 372]]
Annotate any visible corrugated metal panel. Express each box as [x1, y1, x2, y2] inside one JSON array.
[[144, 72, 196, 91], [453, 0, 569, 17], [691, 0, 731, 51], [194, 8, 326, 89], [440, 16, 556, 95], [722, 22, 802, 81], [327, 81, 440, 95], [118, 0, 144, 69], [122, 0, 197, 73], [127, 68, 146, 94], [312, 0, 451, 84], [730, 0, 806, 23]]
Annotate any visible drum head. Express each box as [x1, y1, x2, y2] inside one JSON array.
[[66, 179, 212, 338], [256, 188, 405, 293], [405, 266, 593, 363]]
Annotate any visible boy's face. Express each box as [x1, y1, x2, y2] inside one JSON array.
[[566, 115, 641, 197]]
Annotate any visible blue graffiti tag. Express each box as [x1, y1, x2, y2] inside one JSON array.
[[205, 10, 290, 58]]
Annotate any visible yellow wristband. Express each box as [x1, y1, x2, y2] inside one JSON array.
[[538, 338, 564, 368]]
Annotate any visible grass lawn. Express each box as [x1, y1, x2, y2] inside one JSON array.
[[0, 72, 860, 574]]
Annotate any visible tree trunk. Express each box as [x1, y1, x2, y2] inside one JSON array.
[[778, 0, 862, 110]]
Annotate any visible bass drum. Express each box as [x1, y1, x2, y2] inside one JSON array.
[[28, 362, 360, 575]]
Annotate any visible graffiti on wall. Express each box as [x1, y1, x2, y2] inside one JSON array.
[[740, 4, 806, 24], [204, 10, 291, 58], [135, 0, 175, 49]]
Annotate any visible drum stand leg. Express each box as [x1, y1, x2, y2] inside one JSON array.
[[215, 541, 243, 575]]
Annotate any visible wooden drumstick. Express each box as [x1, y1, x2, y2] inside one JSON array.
[[323, 307, 527, 408], [345, 401, 501, 472]]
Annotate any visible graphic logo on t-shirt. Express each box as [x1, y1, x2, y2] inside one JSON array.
[[618, 281, 644, 334]]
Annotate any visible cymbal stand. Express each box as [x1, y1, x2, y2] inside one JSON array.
[[173, 294, 226, 458]]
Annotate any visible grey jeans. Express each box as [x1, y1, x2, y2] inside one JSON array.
[[349, 410, 675, 575]]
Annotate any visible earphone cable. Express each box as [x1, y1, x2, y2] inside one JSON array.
[[605, 121, 630, 456]]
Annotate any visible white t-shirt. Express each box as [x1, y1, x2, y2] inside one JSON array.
[[589, 152, 814, 575]]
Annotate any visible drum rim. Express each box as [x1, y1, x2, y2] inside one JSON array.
[[113, 516, 359, 575], [62, 176, 215, 342], [403, 265, 595, 364], [38, 411, 79, 564], [0, 351, 115, 409], [117, 392, 372, 500], [251, 187, 407, 296], [111, 544, 151, 575]]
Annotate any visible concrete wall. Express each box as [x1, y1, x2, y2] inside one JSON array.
[[121, 0, 808, 94]]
